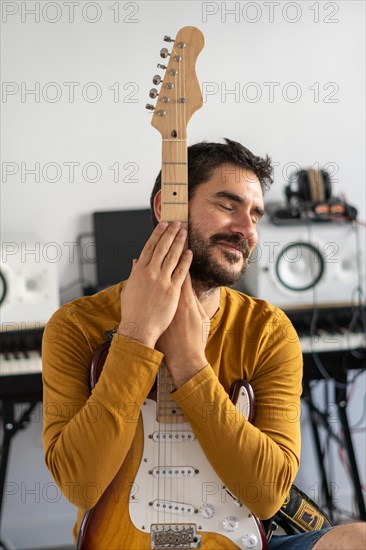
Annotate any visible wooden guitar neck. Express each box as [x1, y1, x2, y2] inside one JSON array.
[[161, 140, 188, 225]]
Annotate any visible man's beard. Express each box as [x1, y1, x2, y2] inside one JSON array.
[[188, 222, 251, 290]]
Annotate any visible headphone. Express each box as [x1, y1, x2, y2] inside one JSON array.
[[285, 169, 332, 204], [276, 168, 358, 223]]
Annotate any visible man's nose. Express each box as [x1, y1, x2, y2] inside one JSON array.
[[229, 211, 256, 240]]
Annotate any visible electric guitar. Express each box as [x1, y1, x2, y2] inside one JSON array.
[[76, 27, 267, 550]]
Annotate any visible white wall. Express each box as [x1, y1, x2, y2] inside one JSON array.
[[2, 0, 365, 300], [1, 1, 365, 547]]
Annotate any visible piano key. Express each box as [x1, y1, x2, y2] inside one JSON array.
[[0, 350, 42, 376], [299, 331, 366, 354]]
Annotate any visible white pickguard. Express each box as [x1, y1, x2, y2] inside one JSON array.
[[129, 385, 265, 549]]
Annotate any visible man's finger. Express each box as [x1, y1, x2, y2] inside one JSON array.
[[138, 221, 169, 265], [190, 279, 210, 321], [159, 227, 188, 275], [171, 249, 193, 286], [148, 222, 185, 271]]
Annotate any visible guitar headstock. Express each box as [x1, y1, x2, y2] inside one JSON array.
[[146, 26, 205, 139]]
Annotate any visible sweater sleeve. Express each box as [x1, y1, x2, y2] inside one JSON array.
[[171, 313, 302, 519], [42, 306, 163, 510]]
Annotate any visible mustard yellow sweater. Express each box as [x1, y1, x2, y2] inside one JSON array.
[[42, 283, 302, 538]]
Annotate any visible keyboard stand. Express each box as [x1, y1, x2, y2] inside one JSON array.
[[0, 398, 40, 550], [302, 379, 338, 522], [302, 374, 366, 521], [336, 383, 366, 520]]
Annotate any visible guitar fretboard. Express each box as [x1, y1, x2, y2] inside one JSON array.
[[161, 139, 188, 225], [157, 363, 187, 424]]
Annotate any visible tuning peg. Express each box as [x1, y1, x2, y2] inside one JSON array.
[[153, 75, 162, 85], [145, 104, 155, 111], [164, 35, 174, 43], [149, 88, 159, 99], [157, 63, 167, 70], [160, 47, 170, 59]]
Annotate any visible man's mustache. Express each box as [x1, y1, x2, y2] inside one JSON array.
[[209, 233, 251, 258]]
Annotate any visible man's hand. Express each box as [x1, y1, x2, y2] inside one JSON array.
[[117, 221, 192, 348], [156, 274, 210, 388]]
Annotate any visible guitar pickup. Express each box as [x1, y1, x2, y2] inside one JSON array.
[[151, 466, 196, 479], [152, 500, 195, 516], [152, 430, 195, 443]]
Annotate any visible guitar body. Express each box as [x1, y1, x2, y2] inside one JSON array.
[[77, 383, 266, 549]]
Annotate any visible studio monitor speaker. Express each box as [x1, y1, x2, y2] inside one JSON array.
[[0, 236, 60, 327], [236, 220, 364, 309]]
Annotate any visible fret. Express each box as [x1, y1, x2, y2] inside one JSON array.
[[161, 144, 188, 223], [157, 363, 186, 424], [162, 166, 188, 180], [157, 417, 187, 424], [157, 397, 179, 402], [157, 397, 177, 402], [159, 414, 184, 418]]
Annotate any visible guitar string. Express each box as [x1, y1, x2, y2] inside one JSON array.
[[156, 35, 191, 539], [171, 39, 190, 536], [161, 43, 172, 533], [172, 39, 177, 531], [163, 37, 183, 534], [177, 39, 184, 531], [180, 43, 188, 531], [161, 59, 173, 527], [174, 42, 184, 523], [176, 41, 190, 534]]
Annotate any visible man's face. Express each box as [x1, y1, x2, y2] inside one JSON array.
[[188, 164, 264, 290]]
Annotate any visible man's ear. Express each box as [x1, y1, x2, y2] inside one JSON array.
[[153, 190, 162, 222]]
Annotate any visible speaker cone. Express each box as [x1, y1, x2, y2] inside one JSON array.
[[275, 242, 324, 291], [0, 270, 7, 305]]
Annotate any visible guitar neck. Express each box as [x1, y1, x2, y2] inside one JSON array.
[[161, 139, 188, 225], [151, 26, 204, 425], [151, 26, 204, 225], [157, 363, 187, 423], [158, 134, 188, 424]]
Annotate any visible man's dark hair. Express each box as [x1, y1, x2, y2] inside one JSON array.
[[150, 138, 273, 226]]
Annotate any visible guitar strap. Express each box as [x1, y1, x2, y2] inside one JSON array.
[[264, 484, 333, 539]]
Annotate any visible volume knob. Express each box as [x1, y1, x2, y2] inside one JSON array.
[[241, 534, 258, 548], [222, 516, 238, 532], [200, 503, 215, 519]]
